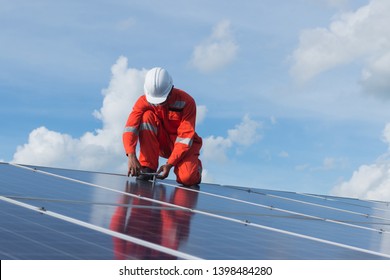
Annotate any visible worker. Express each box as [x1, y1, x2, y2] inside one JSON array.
[[122, 67, 202, 186]]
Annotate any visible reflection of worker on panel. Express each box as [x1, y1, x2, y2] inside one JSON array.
[[109, 181, 199, 259], [123, 67, 203, 186], [161, 185, 200, 252]]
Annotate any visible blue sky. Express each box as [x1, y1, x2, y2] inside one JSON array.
[[1, 0, 390, 201]]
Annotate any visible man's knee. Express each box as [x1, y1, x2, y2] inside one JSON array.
[[176, 168, 201, 186], [140, 111, 158, 135], [177, 176, 200, 187]]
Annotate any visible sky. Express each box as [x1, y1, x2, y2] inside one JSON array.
[[1, 0, 390, 202]]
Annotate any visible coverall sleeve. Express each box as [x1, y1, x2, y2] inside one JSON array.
[[122, 97, 146, 155], [167, 97, 197, 166]]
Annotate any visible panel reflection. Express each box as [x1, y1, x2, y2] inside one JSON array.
[[109, 180, 199, 259]]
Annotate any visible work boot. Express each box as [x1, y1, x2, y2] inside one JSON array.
[[136, 167, 156, 181]]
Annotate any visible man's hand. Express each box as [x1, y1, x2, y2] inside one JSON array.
[[157, 163, 173, 179], [127, 154, 141, 177]]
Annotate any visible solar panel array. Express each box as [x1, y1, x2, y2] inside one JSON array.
[[1, 162, 390, 259]]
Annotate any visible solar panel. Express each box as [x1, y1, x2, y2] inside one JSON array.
[[1, 162, 390, 259]]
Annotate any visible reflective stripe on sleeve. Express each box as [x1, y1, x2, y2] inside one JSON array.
[[123, 126, 138, 135], [175, 137, 193, 146]]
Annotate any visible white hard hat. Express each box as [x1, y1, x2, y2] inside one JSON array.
[[144, 67, 173, 104]]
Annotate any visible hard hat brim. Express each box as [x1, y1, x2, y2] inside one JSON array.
[[145, 86, 172, 104]]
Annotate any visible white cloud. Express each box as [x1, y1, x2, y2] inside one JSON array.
[[13, 127, 77, 167], [12, 56, 146, 173], [331, 123, 390, 202], [201, 136, 232, 163], [382, 123, 390, 144], [190, 20, 238, 73], [291, 0, 390, 94], [361, 51, 390, 97], [201, 114, 262, 163], [228, 114, 262, 146], [93, 56, 146, 134], [331, 162, 390, 201]]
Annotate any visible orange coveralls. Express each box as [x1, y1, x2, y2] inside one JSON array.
[[123, 88, 202, 186]]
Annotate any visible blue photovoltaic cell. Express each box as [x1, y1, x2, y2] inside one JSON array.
[[1, 162, 390, 260]]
